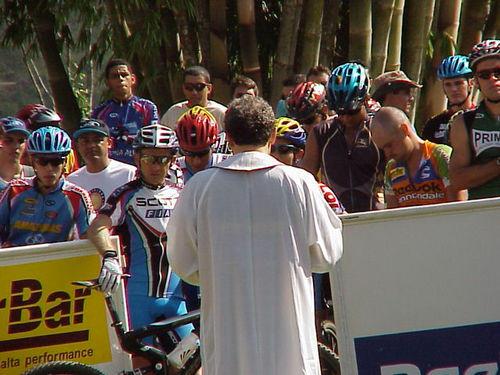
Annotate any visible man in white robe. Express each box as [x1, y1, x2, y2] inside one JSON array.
[[167, 96, 343, 375]]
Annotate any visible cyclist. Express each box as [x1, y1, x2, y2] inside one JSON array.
[[0, 126, 94, 247], [87, 124, 195, 367], [230, 75, 259, 99], [286, 81, 328, 133], [449, 39, 500, 199], [422, 55, 476, 144], [301, 62, 385, 213], [91, 59, 159, 165], [176, 106, 230, 182], [372, 107, 466, 208], [16, 105, 80, 175], [0, 117, 33, 194], [67, 119, 137, 210]]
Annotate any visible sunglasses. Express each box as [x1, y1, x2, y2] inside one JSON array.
[[475, 68, 500, 80], [183, 83, 209, 92], [34, 157, 66, 167], [140, 154, 173, 166], [337, 108, 361, 116], [181, 149, 211, 158], [271, 144, 299, 154]]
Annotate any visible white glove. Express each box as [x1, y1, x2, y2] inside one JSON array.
[[98, 252, 122, 293]]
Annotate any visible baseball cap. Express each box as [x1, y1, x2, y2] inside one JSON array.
[[0, 117, 30, 137], [371, 71, 422, 102], [73, 119, 110, 139]]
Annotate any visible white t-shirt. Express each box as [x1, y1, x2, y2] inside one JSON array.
[[160, 100, 227, 131], [67, 159, 137, 210]]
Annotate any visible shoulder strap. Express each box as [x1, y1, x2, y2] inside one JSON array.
[[462, 108, 478, 134]]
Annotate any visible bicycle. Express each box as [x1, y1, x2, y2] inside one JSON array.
[[20, 279, 201, 375]]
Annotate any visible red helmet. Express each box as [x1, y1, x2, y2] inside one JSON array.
[[176, 106, 219, 151], [16, 104, 61, 131], [286, 82, 326, 121]]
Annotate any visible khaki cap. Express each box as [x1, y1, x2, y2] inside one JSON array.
[[371, 71, 422, 102]]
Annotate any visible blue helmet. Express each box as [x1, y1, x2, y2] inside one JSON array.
[[327, 63, 370, 112], [437, 55, 472, 79], [0, 116, 30, 137], [27, 126, 71, 155]]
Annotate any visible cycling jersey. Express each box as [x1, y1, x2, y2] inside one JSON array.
[[463, 102, 500, 199], [313, 116, 383, 213], [0, 178, 94, 247], [0, 164, 34, 194], [384, 141, 451, 207], [422, 109, 454, 144], [99, 178, 183, 299], [91, 96, 159, 165]]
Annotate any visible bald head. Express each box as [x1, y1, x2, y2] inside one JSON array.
[[371, 106, 411, 136]]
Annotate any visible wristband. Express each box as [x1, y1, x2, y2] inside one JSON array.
[[103, 250, 118, 259]]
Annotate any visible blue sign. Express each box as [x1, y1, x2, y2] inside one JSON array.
[[354, 321, 500, 374]]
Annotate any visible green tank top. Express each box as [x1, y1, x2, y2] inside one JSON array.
[[468, 102, 500, 199]]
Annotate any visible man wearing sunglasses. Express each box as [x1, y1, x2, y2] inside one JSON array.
[[160, 66, 227, 132], [301, 62, 385, 213], [0, 117, 34, 194], [0, 126, 94, 247], [449, 40, 500, 200], [167, 96, 342, 375], [87, 124, 196, 369], [67, 119, 137, 210], [91, 59, 159, 165]]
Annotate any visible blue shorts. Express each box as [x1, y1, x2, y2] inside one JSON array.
[[127, 292, 193, 347]]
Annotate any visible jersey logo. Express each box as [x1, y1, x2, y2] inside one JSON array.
[[472, 129, 500, 155], [420, 165, 431, 179], [389, 167, 405, 181], [24, 198, 38, 204]]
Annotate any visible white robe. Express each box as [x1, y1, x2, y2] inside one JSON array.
[[167, 151, 343, 375]]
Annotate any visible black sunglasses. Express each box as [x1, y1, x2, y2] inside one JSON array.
[[181, 149, 211, 158], [140, 154, 173, 166], [475, 68, 500, 80], [34, 157, 66, 167], [183, 83, 209, 92], [271, 144, 299, 154]]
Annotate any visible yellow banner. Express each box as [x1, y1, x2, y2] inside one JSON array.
[[0, 255, 112, 373]]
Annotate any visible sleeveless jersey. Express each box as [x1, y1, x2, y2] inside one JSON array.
[[463, 102, 500, 199], [384, 141, 451, 207], [313, 116, 383, 213], [0, 178, 94, 247], [99, 179, 183, 299], [91, 96, 159, 165], [422, 109, 454, 145]]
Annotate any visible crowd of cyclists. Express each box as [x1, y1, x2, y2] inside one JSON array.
[[0, 38, 499, 373]]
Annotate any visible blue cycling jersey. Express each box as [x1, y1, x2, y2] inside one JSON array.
[[91, 96, 159, 165], [0, 178, 94, 247], [99, 178, 183, 299]]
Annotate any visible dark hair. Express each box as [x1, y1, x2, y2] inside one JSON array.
[[184, 66, 211, 83], [306, 65, 330, 80], [230, 75, 259, 97], [105, 59, 133, 79], [224, 96, 275, 146]]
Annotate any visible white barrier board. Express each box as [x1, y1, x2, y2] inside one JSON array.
[[333, 198, 500, 375], [0, 238, 132, 374]]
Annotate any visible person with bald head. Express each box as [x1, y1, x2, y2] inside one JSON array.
[[371, 106, 465, 208]]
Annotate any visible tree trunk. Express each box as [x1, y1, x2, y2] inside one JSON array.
[[27, 4, 81, 133], [195, 0, 211, 64], [457, 0, 490, 54], [370, 0, 395, 77], [484, 0, 500, 39], [209, 0, 230, 104], [349, 0, 372, 66], [297, 0, 323, 73], [270, 0, 303, 109], [319, 0, 341, 69], [237, 0, 263, 92], [386, 0, 405, 71], [172, 6, 200, 68]]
